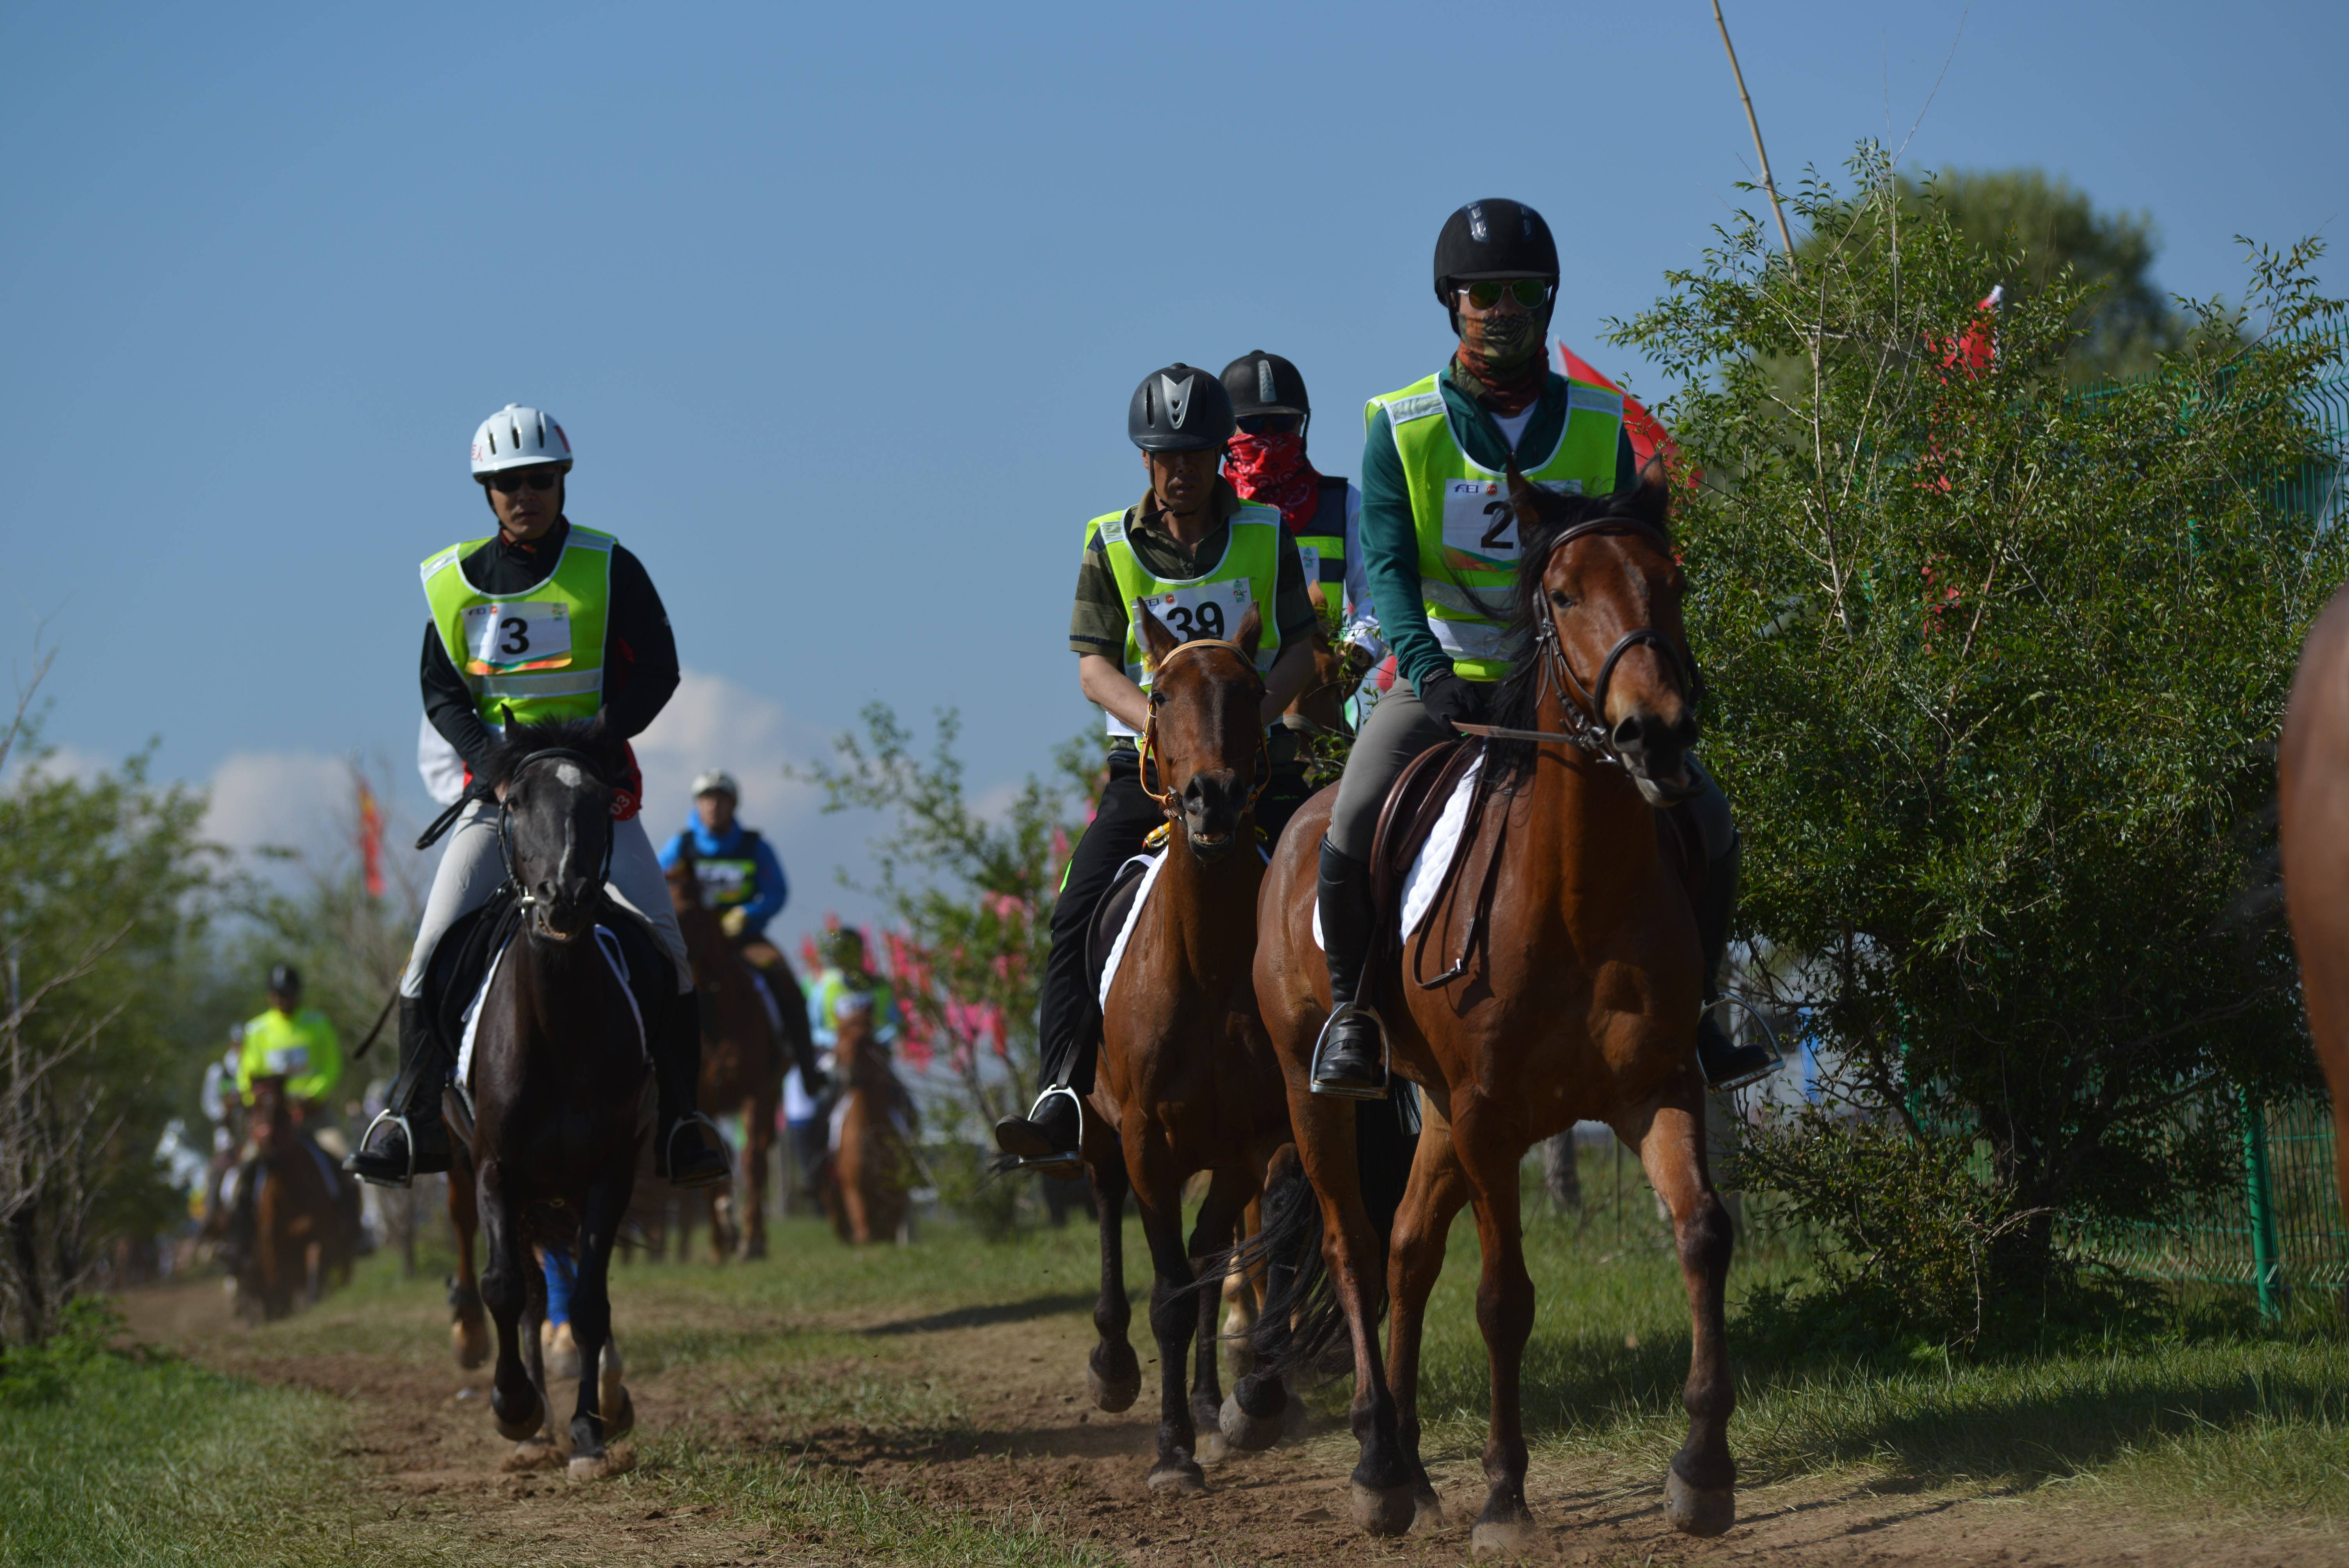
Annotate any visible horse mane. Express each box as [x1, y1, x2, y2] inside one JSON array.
[[1483, 481, 1672, 788], [474, 716, 624, 795]]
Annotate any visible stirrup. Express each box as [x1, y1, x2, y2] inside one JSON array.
[[663, 1112, 729, 1187], [1700, 996, 1783, 1093], [346, 1110, 415, 1190], [1308, 1003, 1390, 1101], [1012, 1085, 1085, 1175]]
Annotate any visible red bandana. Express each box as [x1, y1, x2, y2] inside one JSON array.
[[1223, 431, 1323, 533]]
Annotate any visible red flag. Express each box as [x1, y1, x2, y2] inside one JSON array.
[[355, 774, 385, 900], [1942, 285, 2003, 377], [1557, 342, 1679, 472]]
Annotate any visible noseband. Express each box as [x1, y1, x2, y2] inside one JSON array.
[[492, 747, 619, 935], [1455, 517, 1703, 764], [1137, 639, 1273, 820]]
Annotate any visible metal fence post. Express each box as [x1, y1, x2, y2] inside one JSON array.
[[2241, 1087, 2283, 1318]]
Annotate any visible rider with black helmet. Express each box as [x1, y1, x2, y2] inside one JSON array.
[[1308, 200, 1776, 1100], [991, 365, 1322, 1169]]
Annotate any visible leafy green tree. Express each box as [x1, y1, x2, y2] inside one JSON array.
[[1615, 146, 2343, 1344]]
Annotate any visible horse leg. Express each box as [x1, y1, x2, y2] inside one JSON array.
[[1618, 1090, 1737, 1537], [1385, 1107, 1472, 1534], [447, 1152, 489, 1368], [499, 1251, 559, 1469], [476, 1160, 545, 1443], [1445, 1101, 1539, 1554], [1221, 1192, 1262, 1387], [1087, 1156, 1140, 1412], [1186, 1167, 1248, 1465], [1134, 1158, 1208, 1495], [1293, 1092, 1415, 1535], [741, 1087, 775, 1260], [566, 1159, 638, 1480]]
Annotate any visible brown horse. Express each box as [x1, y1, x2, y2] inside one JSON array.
[[236, 1075, 353, 1320], [1077, 601, 1297, 1496], [443, 717, 646, 1479], [818, 1001, 918, 1243], [1248, 465, 1738, 1549], [2279, 580, 2349, 1298], [664, 852, 791, 1261]]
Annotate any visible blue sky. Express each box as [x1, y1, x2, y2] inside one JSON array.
[[4, 0, 2342, 937]]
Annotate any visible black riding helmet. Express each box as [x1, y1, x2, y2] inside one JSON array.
[[1128, 363, 1234, 453], [267, 962, 301, 996], [1434, 198, 1559, 332]]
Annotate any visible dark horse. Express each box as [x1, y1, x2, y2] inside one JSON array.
[[1247, 465, 1738, 1549], [445, 715, 647, 1479], [2279, 580, 2349, 1299], [1080, 602, 1298, 1494], [235, 1074, 354, 1320]]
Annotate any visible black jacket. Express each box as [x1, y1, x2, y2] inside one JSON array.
[[418, 517, 679, 767]]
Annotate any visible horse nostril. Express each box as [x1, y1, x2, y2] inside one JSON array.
[[1673, 713, 1699, 748], [1613, 713, 1645, 748]]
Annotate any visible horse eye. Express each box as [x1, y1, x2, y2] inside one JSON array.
[[1549, 590, 1574, 609]]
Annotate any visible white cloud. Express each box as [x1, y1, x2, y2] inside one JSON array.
[[1, 741, 112, 786], [202, 750, 357, 863]]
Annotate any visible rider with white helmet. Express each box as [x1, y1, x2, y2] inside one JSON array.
[[346, 404, 728, 1190]]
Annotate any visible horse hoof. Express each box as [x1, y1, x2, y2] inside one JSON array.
[[1664, 1468, 1735, 1537], [1196, 1428, 1230, 1466], [1470, 1510, 1539, 1557], [1147, 1461, 1207, 1496], [451, 1324, 488, 1371], [604, 1388, 636, 1438], [1087, 1361, 1139, 1414], [492, 1393, 545, 1442], [541, 1322, 582, 1381], [1219, 1392, 1283, 1453], [567, 1444, 637, 1482], [501, 1440, 561, 1473], [1349, 1481, 1416, 1538], [1410, 1486, 1447, 1534]]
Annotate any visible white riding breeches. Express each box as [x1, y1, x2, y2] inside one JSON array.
[[400, 802, 692, 998]]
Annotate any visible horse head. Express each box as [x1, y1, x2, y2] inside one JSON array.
[[247, 1074, 292, 1156], [1283, 614, 1355, 739], [1507, 459, 1702, 805], [666, 842, 704, 916], [1135, 599, 1267, 864], [479, 712, 627, 940]]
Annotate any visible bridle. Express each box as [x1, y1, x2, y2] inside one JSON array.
[[1453, 516, 1704, 766], [492, 747, 618, 935], [1137, 638, 1273, 820]]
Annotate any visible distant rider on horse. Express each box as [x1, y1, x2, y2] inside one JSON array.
[[220, 963, 347, 1272], [1310, 200, 1778, 1099], [991, 364, 1321, 1168], [808, 927, 900, 1059], [346, 403, 727, 1189]]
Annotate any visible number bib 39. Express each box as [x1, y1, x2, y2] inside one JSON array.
[[1440, 477, 1582, 567], [1140, 579, 1252, 647], [460, 600, 574, 673]]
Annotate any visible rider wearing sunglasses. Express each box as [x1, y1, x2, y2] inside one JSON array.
[[346, 403, 729, 1190], [1310, 200, 1778, 1100]]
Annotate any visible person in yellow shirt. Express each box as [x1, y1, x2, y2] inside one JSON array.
[[236, 963, 344, 1117]]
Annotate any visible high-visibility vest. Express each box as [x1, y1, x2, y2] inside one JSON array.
[[420, 525, 615, 728], [1084, 503, 1285, 738], [1290, 477, 1351, 590], [811, 971, 897, 1044], [693, 830, 767, 909], [1365, 372, 1623, 681], [237, 1007, 342, 1105]]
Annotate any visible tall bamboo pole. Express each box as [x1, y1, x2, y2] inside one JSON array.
[[1711, 1, 1799, 278]]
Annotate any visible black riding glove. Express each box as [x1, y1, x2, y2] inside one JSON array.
[[1414, 669, 1489, 733]]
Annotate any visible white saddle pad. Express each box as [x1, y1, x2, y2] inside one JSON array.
[[1312, 753, 1484, 951], [456, 925, 647, 1088], [1096, 852, 1169, 1011]]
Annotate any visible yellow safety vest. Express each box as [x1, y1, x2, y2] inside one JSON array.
[[1083, 503, 1284, 738], [420, 525, 615, 727]]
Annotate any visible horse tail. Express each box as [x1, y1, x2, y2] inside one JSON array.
[[1226, 1095, 1420, 1388]]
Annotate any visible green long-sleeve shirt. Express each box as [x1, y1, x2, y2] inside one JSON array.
[[1360, 366, 1637, 691]]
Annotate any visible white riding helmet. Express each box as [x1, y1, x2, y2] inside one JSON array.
[[470, 403, 575, 478], [692, 770, 740, 799]]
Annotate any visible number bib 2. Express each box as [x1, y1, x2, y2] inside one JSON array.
[[1138, 578, 1252, 648], [1440, 477, 1581, 566], [460, 600, 574, 673]]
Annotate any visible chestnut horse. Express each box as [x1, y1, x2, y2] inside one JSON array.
[[238, 1075, 353, 1320], [1078, 602, 1297, 1495], [664, 852, 791, 1261], [2278, 580, 2349, 1304], [443, 717, 645, 1480], [818, 1002, 918, 1244], [1248, 465, 1738, 1549]]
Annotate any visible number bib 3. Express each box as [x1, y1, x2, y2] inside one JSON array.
[[460, 600, 574, 673]]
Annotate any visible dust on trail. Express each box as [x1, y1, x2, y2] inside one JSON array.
[[124, 1270, 2347, 1568]]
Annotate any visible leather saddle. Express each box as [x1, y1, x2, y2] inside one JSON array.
[[422, 888, 675, 1072], [1084, 853, 1156, 1009]]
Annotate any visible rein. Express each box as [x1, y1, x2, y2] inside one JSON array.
[[1137, 638, 1273, 821]]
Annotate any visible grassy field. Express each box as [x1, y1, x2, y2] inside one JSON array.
[[9, 1172, 2349, 1565]]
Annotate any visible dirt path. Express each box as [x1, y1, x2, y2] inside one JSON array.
[[123, 1272, 2347, 1568]]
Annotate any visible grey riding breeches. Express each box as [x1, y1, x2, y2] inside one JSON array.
[[399, 802, 692, 998], [1324, 676, 1734, 865]]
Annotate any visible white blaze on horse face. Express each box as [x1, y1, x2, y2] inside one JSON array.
[[559, 811, 578, 890], [553, 762, 585, 789]]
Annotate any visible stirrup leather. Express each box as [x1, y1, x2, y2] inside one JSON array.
[[1308, 1003, 1391, 1101], [347, 1109, 415, 1189], [1012, 1085, 1085, 1175]]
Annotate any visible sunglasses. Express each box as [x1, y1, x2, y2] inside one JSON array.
[[482, 469, 561, 494], [1459, 278, 1552, 310]]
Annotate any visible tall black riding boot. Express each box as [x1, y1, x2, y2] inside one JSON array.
[[1311, 838, 1388, 1099], [655, 987, 729, 1188], [346, 998, 453, 1188], [1692, 836, 1778, 1091], [991, 1011, 1089, 1175]]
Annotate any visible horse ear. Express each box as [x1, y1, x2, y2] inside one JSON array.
[[1134, 599, 1182, 667], [1505, 459, 1544, 526], [1630, 455, 1670, 527], [1232, 602, 1262, 661], [499, 702, 517, 730]]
